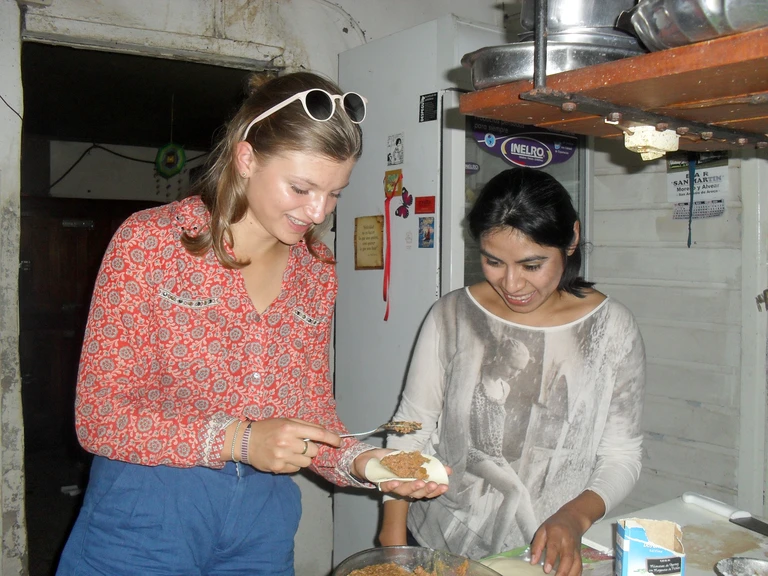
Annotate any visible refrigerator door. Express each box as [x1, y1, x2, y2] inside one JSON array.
[[334, 15, 508, 565], [334, 21, 445, 566]]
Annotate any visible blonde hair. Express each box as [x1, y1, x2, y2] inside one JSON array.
[[182, 71, 364, 268]]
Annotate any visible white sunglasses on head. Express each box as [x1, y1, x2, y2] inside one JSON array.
[[242, 88, 367, 141]]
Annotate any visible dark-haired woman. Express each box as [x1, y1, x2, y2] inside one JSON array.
[[379, 167, 645, 576], [56, 71, 447, 576]]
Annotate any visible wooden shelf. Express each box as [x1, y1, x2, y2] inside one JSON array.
[[459, 27, 768, 152]]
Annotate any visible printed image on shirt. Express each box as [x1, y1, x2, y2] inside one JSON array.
[[402, 290, 645, 559], [466, 334, 539, 552]]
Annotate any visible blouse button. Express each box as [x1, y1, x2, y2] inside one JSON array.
[[252, 372, 261, 385]]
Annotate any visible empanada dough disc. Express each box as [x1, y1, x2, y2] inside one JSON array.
[[480, 557, 545, 576], [365, 450, 449, 484]]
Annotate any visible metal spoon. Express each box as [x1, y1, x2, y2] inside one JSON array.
[[339, 420, 422, 439]]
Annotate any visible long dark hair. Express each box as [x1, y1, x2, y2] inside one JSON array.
[[466, 167, 593, 297]]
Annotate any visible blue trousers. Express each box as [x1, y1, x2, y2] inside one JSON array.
[[56, 456, 301, 576]]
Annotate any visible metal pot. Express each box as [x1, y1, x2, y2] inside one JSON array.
[[518, 29, 646, 50], [461, 40, 645, 89], [628, 0, 768, 51], [714, 557, 768, 576], [520, 0, 640, 32]]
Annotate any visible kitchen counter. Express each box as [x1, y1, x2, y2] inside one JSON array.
[[583, 496, 768, 576]]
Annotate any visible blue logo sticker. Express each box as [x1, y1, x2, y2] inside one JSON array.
[[471, 120, 577, 169], [500, 136, 553, 168]]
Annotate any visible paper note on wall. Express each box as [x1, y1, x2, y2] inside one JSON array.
[[354, 215, 384, 270]]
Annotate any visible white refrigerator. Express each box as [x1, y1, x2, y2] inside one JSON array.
[[333, 14, 586, 564]]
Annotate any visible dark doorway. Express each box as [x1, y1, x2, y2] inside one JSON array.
[[20, 42, 255, 575]]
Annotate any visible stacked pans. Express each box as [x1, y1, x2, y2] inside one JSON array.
[[462, 0, 648, 89], [628, 0, 768, 51]]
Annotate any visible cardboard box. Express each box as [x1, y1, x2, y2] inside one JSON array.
[[615, 519, 685, 576]]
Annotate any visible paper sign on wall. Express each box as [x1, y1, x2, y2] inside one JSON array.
[[419, 93, 438, 123], [387, 133, 404, 166], [415, 196, 435, 214], [384, 169, 403, 198], [419, 217, 434, 248], [667, 152, 728, 220], [354, 215, 384, 270]]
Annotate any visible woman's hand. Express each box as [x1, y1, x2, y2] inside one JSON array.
[[530, 508, 584, 576], [243, 418, 341, 474], [530, 491, 606, 576], [352, 449, 451, 499]]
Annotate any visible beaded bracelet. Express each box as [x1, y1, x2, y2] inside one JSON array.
[[240, 421, 253, 466], [231, 420, 244, 463]]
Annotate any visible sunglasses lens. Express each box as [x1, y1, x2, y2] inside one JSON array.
[[343, 93, 366, 123], [304, 90, 334, 121]]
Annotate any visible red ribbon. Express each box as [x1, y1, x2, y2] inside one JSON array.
[[382, 174, 401, 321]]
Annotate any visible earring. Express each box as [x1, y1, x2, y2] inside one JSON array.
[[241, 172, 248, 178]]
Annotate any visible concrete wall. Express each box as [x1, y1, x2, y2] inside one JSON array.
[[20, 0, 513, 78], [1, 2, 27, 575]]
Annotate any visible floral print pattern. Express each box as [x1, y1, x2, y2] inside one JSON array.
[[75, 196, 371, 486]]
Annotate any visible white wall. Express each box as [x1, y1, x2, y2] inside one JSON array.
[[590, 139, 768, 516]]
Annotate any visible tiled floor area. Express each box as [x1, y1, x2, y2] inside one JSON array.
[[25, 448, 91, 576]]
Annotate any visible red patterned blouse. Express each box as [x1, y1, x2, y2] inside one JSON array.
[[75, 196, 373, 487]]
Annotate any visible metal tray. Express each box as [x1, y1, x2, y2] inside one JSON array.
[[518, 29, 647, 50], [715, 557, 768, 576], [461, 41, 645, 90]]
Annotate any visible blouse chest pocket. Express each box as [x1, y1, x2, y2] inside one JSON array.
[[154, 289, 224, 360], [292, 308, 324, 329], [281, 308, 330, 366]]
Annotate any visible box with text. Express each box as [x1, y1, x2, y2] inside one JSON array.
[[615, 519, 685, 576]]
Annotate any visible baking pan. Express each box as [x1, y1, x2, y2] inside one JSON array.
[[714, 557, 768, 576], [461, 40, 644, 89]]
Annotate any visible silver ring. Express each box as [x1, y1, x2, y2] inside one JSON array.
[[301, 440, 309, 455]]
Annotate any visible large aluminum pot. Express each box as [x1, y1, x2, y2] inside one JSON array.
[[629, 0, 768, 50], [520, 0, 639, 32], [332, 546, 502, 576]]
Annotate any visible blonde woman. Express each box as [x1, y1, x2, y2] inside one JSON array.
[[57, 72, 447, 576]]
